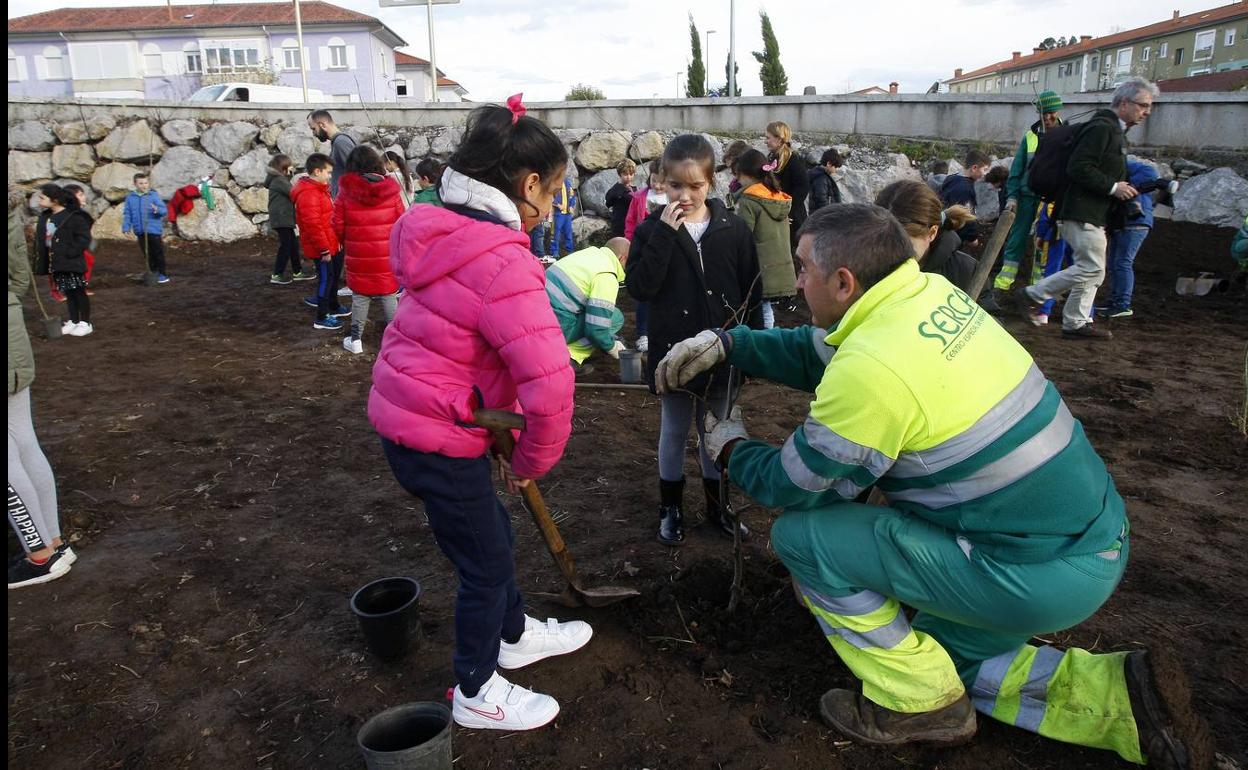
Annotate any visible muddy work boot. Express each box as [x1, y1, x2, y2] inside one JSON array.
[[819, 689, 976, 747], [1125, 649, 1215, 770], [702, 478, 748, 539], [657, 478, 686, 546]]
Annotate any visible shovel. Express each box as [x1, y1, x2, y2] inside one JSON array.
[[474, 409, 640, 609]]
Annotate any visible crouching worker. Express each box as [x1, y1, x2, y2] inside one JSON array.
[[546, 237, 629, 372], [654, 202, 1212, 768]]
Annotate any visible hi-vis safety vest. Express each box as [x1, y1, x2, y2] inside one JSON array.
[[726, 259, 1125, 563], [545, 246, 625, 363]]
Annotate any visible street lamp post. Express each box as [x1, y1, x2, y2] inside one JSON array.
[[705, 29, 716, 96], [294, 0, 309, 102], [728, 0, 736, 97], [676, 70, 683, 98]]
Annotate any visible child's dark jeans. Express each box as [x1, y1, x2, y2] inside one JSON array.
[[137, 233, 166, 275], [380, 439, 525, 697], [273, 227, 300, 276]]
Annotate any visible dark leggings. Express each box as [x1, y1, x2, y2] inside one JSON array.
[[272, 227, 301, 275], [65, 287, 90, 324]]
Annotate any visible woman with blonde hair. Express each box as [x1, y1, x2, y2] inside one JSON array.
[[875, 179, 979, 293], [763, 121, 809, 249]]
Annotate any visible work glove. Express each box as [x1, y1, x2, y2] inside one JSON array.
[[703, 406, 749, 466], [606, 340, 627, 359], [655, 329, 725, 394], [1003, 198, 1018, 213]]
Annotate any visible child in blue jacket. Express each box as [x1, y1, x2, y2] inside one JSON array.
[[1098, 159, 1161, 319], [122, 172, 169, 283], [552, 177, 577, 258]]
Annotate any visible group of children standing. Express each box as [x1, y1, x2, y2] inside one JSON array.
[[264, 141, 444, 354]]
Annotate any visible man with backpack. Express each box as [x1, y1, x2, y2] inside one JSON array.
[[1015, 77, 1157, 340]]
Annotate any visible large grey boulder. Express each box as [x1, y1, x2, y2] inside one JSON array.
[[579, 170, 621, 217], [554, 128, 591, 144], [52, 144, 97, 181], [229, 146, 273, 188], [150, 146, 221, 199], [572, 215, 611, 246], [200, 121, 261, 163], [836, 163, 922, 205], [175, 190, 258, 242], [258, 122, 285, 148], [9, 121, 56, 151], [430, 127, 462, 156], [97, 119, 168, 163], [92, 202, 128, 241], [630, 131, 665, 163], [91, 161, 144, 202], [698, 133, 725, 168], [235, 186, 269, 214], [974, 180, 1001, 221], [1172, 168, 1248, 228], [276, 125, 326, 163], [10, 151, 54, 183], [576, 131, 631, 172], [161, 119, 201, 146], [405, 134, 431, 159], [54, 115, 116, 144]]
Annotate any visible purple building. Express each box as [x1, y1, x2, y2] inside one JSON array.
[[7, 1, 465, 103]]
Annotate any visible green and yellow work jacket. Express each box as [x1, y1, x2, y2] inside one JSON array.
[[1004, 118, 1061, 201], [545, 245, 626, 364], [725, 259, 1126, 563]]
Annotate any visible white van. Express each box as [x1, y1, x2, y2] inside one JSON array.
[[189, 83, 326, 103]]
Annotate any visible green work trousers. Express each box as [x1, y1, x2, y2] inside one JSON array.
[[771, 503, 1145, 764], [994, 195, 1042, 291]]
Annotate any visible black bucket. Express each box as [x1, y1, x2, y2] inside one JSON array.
[[357, 702, 452, 770], [350, 577, 421, 661]]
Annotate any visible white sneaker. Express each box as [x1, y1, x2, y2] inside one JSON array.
[[497, 615, 593, 670], [342, 337, 363, 354], [61, 320, 75, 335], [68, 322, 93, 337], [337, 287, 353, 297], [452, 671, 559, 731], [636, 335, 649, 353]]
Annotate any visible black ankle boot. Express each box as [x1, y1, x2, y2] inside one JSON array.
[[703, 478, 749, 539], [657, 477, 686, 546]]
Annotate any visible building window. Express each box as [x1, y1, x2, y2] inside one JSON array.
[[1225, 29, 1236, 47], [8, 49, 21, 81], [1030, 69, 1039, 83], [1194, 30, 1214, 60], [1159, 42, 1168, 58], [329, 45, 347, 68], [1116, 48, 1133, 71], [280, 39, 301, 70], [143, 43, 163, 76], [1189, 67, 1211, 76], [1142, 46, 1150, 62], [1075, 59, 1081, 75], [396, 78, 408, 96], [183, 43, 202, 74], [204, 42, 261, 74], [42, 45, 66, 79], [1174, 47, 1184, 65], [67, 41, 138, 80], [1089, 55, 1098, 70]]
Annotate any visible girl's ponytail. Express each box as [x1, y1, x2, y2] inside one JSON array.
[[766, 121, 793, 172], [448, 102, 567, 219], [940, 205, 976, 232], [874, 179, 977, 238], [736, 148, 781, 193]]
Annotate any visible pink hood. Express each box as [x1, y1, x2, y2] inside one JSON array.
[[368, 204, 574, 479]]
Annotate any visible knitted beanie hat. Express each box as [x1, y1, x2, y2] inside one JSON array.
[[1036, 90, 1064, 114]]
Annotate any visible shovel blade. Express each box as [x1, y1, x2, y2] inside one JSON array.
[[529, 584, 641, 609]]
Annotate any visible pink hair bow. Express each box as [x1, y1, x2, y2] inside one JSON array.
[[762, 160, 778, 172], [506, 93, 526, 124]]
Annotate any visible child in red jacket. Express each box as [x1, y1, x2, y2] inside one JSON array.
[[332, 145, 405, 354], [292, 153, 347, 330]]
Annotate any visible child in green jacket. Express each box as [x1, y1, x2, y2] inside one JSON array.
[[733, 149, 794, 329]]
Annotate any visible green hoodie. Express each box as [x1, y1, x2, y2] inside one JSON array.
[[8, 210, 35, 395], [734, 183, 795, 299]]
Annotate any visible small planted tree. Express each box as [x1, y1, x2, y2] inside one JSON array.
[[686, 14, 706, 98], [565, 83, 605, 101], [752, 10, 788, 96]]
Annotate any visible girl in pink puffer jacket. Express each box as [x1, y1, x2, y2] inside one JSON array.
[[368, 100, 589, 733]]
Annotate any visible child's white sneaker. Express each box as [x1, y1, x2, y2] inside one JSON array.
[[342, 337, 363, 354], [68, 322, 93, 337], [497, 615, 593, 670], [61, 320, 75, 335], [452, 671, 559, 731], [636, 335, 649, 353]]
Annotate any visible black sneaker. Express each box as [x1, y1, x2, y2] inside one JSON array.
[[8, 551, 71, 589], [1125, 649, 1214, 770], [1061, 324, 1113, 340]]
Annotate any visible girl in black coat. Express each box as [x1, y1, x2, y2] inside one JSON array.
[[764, 121, 809, 250], [626, 134, 762, 546], [875, 180, 979, 294], [34, 184, 95, 336]]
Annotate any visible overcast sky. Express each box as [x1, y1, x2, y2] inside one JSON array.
[[8, 0, 1232, 100]]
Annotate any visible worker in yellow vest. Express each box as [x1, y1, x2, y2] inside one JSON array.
[[546, 238, 629, 370], [656, 203, 1210, 769]]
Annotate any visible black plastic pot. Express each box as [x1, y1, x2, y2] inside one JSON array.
[[350, 576, 421, 661], [44, 317, 64, 340], [357, 702, 452, 770]]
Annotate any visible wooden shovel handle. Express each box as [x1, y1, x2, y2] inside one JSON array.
[[472, 409, 581, 587]]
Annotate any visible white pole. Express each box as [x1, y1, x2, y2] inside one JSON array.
[[294, 0, 308, 102], [727, 0, 735, 97], [427, 0, 438, 102], [705, 29, 715, 96]]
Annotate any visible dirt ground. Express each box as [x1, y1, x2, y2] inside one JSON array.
[[7, 219, 1247, 770]]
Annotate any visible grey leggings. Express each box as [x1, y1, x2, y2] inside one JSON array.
[[7, 388, 60, 554], [350, 292, 399, 340], [658, 378, 737, 483]]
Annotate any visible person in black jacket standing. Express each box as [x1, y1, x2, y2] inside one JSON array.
[[33, 184, 95, 337], [1016, 77, 1156, 340], [604, 158, 637, 238], [807, 148, 844, 213], [626, 134, 762, 546], [764, 121, 809, 251]]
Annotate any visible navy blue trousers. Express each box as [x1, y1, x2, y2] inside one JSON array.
[[381, 439, 525, 696]]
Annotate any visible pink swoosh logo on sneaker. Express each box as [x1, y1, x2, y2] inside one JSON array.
[[466, 705, 506, 721]]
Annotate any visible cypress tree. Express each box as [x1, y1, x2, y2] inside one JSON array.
[[686, 14, 706, 98], [752, 10, 788, 96]]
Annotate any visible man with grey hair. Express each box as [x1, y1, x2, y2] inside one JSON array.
[[656, 202, 1208, 767], [1015, 76, 1157, 340]]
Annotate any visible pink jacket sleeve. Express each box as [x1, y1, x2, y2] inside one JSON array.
[[624, 189, 647, 241], [477, 251, 575, 479]]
